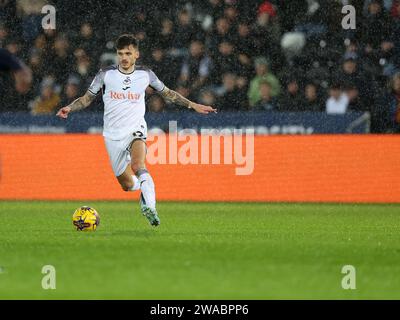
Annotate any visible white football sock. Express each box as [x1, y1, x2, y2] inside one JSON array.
[[129, 175, 140, 191], [137, 170, 156, 210]]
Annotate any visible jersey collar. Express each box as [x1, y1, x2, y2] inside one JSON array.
[[117, 65, 135, 75]]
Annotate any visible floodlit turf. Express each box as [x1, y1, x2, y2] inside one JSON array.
[[0, 201, 400, 299]]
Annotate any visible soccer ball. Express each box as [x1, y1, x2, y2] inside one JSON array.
[[72, 206, 100, 231]]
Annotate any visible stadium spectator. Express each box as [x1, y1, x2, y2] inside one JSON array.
[[17, 0, 47, 43], [30, 77, 60, 115], [28, 48, 44, 73], [130, 8, 148, 35], [390, 1, 400, 69], [252, 1, 281, 59], [236, 75, 249, 99], [234, 21, 253, 57], [0, 47, 32, 113], [208, 17, 233, 58], [303, 82, 323, 112], [211, 40, 241, 84], [158, 18, 175, 52], [74, 22, 101, 59], [361, 2, 390, 76], [0, 1, 16, 31], [0, 48, 32, 95], [333, 53, 372, 106], [72, 48, 94, 87], [0, 23, 9, 48], [224, 5, 239, 26], [148, 95, 166, 113], [215, 73, 247, 111], [326, 83, 349, 114], [132, 30, 151, 60], [146, 47, 177, 88], [60, 75, 81, 107], [363, 0, 394, 16], [345, 84, 364, 112], [248, 57, 280, 107], [389, 72, 400, 132], [27, 49, 45, 97], [376, 73, 400, 132], [278, 76, 305, 112], [179, 40, 211, 94], [198, 89, 217, 107], [232, 22, 254, 79], [373, 3, 400, 78], [253, 81, 278, 111], [4, 38, 21, 56], [173, 9, 203, 53], [31, 34, 48, 59], [42, 28, 57, 53], [49, 34, 72, 86], [361, 0, 392, 49], [193, 0, 225, 28]]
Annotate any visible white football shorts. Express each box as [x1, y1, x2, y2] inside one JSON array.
[[104, 123, 147, 177]]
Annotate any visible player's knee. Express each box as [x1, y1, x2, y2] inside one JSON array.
[[131, 162, 145, 175], [121, 181, 133, 192]]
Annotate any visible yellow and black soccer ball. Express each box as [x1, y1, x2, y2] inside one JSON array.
[[72, 206, 100, 231]]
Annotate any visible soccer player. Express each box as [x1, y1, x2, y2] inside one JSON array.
[[56, 34, 216, 227]]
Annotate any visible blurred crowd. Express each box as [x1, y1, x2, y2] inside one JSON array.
[[1, 0, 400, 132]]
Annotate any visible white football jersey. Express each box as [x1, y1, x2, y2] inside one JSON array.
[[88, 65, 165, 140]]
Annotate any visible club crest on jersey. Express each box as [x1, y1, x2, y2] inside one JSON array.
[[122, 77, 131, 90]]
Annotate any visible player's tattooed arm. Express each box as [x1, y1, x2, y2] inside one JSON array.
[[159, 86, 217, 114], [56, 91, 96, 119], [159, 86, 193, 108], [69, 91, 96, 111]]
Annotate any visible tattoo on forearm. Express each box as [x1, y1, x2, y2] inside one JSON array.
[[69, 91, 95, 112], [160, 87, 192, 108], [69, 98, 86, 112]]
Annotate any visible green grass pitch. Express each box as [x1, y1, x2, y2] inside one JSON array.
[[0, 201, 400, 299]]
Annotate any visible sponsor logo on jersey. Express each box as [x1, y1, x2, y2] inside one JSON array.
[[110, 90, 141, 100]]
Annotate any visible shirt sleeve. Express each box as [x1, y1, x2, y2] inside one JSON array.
[[88, 69, 105, 95], [148, 69, 165, 92]]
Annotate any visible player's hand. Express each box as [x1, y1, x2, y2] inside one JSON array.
[[56, 106, 71, 119], [190, 103, 217, 114]]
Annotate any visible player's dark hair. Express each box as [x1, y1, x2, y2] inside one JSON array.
[[115, 34, 139, 50]]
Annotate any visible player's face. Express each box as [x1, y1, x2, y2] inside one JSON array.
[[117, 45, 139, 70]]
